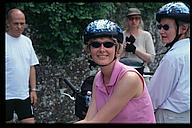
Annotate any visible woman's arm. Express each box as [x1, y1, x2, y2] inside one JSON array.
[[78, 71, 143, 123], [135, 32, 155, 63], [135, 49, 155, 63]]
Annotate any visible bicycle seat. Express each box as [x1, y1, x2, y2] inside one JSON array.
[[119, 57, 144, 75]]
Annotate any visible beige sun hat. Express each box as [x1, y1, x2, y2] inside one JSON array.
[[127, 8, 141, 16]]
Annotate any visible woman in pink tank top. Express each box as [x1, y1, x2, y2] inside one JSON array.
[[76, 19, 156, 123]]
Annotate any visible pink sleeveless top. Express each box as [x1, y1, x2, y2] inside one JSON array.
[[94, 60, 156, 123]]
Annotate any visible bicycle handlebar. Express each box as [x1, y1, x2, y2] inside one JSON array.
[[64, 78, 80, 94], [143, 72, 154, 75]]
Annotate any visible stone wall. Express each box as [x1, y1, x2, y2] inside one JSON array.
[[34, 54, 94, 123]]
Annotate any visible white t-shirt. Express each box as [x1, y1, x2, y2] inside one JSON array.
[[5, 33, 39, 100]]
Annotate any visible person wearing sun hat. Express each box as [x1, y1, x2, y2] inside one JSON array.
[[120, 7, 156, 86], [127, 7, 141, 16]]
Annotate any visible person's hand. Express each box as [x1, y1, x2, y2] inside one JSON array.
[[125, 34, 136, 53], [75, 119, 88, 123], [126, 34, 135, 44], [30, 91, 37, 106], [125, 43, 136, 53]]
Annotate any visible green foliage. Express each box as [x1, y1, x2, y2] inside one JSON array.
[[111, 2, 165, 31], [5, 2, 165, 63], [5, 2, 116, 63]]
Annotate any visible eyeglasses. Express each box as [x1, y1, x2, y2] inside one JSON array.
[[89, 41, 116, 48], [128, 16, 141, 21], [157, 24, 170, 31]]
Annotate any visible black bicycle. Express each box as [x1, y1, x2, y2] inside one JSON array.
[[64, 75, 94, 119]]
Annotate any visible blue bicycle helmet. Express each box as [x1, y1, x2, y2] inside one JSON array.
[[84, 19, 123, 44], [156, 2, 190, 23]]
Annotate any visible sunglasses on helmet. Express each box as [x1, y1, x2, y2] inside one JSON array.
[[89, 41, 116, 48], [157, 24, 170, 31]]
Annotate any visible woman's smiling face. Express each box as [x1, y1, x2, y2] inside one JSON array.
[[89, 37, 116, 66]]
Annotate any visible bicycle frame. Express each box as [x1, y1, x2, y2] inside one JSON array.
[[63, 76, 94, 119]]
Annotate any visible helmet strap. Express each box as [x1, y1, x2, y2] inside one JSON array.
[[98, 46, 118, 67], [165, 20, 182, 53]]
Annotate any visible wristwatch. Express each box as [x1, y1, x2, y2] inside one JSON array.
[[31, 88, 37, 91]]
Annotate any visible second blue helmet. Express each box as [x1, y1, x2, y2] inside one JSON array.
[[156, 2, 190, 23]]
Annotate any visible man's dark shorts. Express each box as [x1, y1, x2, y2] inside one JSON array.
[[6, 97, 34, 121]]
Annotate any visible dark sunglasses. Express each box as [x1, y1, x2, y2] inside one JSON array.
[[90, 41, 116, 48], [157, 24, 170, 31], [128, 16, 141, 21]]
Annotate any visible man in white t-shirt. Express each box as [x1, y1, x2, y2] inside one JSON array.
[[5, 8, 39, 123]]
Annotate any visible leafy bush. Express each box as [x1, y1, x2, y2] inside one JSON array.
[[5, 2, 164, 63]]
